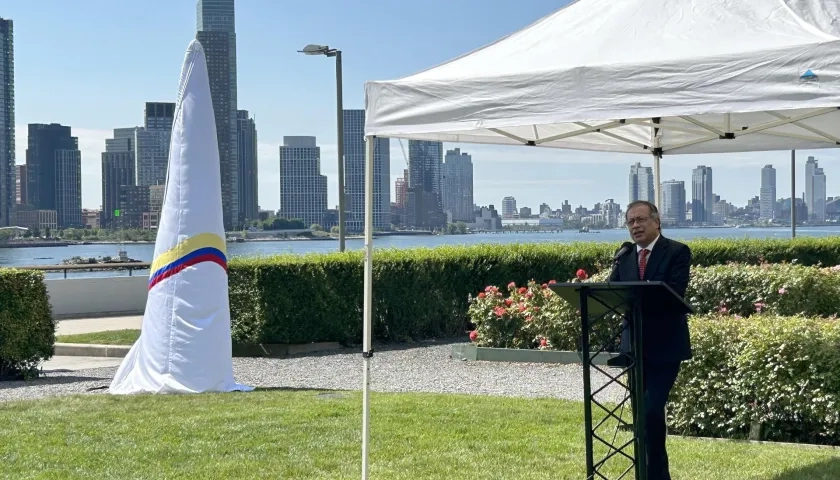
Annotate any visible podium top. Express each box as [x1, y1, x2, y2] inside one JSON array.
[[548, 281, 693, 316]]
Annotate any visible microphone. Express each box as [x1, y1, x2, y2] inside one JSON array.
[[613, 241, 634, 261], [609, 241, 635, 282]]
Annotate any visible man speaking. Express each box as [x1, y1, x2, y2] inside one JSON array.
[[608, 200, 692, 480]]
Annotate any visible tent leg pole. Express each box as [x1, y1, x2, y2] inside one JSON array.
[[791, 150, 796, 238], [651, 118, 662, 207], [654, 153, 661, 208], [361, 135, 375, 480]]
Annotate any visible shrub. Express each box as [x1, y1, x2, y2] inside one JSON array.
[[466, 262, 840, 351], [228, 237, 840, 345], [687, 263, 840, 318], [466, 270, 620, 352], [0, 269, 54, 380], [668, 314, 840, 445]]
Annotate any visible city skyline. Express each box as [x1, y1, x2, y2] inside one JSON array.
[[5, 2, 840, 213]]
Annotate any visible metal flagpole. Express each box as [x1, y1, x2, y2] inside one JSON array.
[[361, 135, 375, 479]]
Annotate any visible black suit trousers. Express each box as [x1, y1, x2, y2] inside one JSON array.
[[643, 361, 681, 480]]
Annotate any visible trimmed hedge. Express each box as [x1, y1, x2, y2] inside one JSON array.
[[669, 314, 840, 445], [0, 269, 54, 380], [228, 236, 840, 345], [688, 263, 840, 318]]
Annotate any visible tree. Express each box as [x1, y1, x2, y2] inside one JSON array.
[[310, 224, 323, 232], [44, 227, 51, 239], [456, 222, 467, 234], [330, 226, 340, 234]]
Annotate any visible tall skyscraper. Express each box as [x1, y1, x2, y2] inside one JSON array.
[[26, 124, 82, 228], [0, 18, 14, 226], [442, 148, 474, 222], [395, 175, 407, 210], [135, 102, 174, 186], [502, 196, 517, 218], [15, 164, 25, 205], [805, 156, 816, 220], [54, 149, 83, 229], [236, 110, 258, 224], [629, 162, 655, 206], [278, 136, 327, 227], [407, 140, 444, 228], [805, 156, 827, 222], [760, 164, 776, 221], [660, 180, 686, 225], [343, 109, 390, 231], [691, 165, 713, 224], [101, 129, 136, 229], [394, 169, 408, 226], [197, 0, 239, 229]]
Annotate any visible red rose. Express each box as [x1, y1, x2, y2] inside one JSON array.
[[469, 331, 478, 342], [508, 281, 516, 289], [518, 304, 527, 312], [525, 292, 533, 299], [485, 286, 495, 293], [576, 269, 588, 280], [494, 306, 506, 317], [541, 283, 548, 289], [525, 316, 532, 322], [518, 287, 528, 294], [504, 299, 513, 306], [549, 280, 557, 285], [478, 292, 486, 299], [540, 338, 548, 347], [533, 306, 540, 312]]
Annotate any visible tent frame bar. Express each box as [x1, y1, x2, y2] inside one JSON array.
[[481, 107, 840, 154]]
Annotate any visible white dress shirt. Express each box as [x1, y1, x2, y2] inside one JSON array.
[[637, 234, 660, 265]]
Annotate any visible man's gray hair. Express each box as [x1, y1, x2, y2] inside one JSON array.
[[625, 200, 661, 229]]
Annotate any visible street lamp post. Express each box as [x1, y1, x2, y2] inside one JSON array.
[[299, 44, 346, 252]]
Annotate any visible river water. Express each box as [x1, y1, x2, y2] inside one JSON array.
[[2, 226, 838, 279]]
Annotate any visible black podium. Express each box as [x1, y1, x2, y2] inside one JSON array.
[[549, 281, 692, 480]]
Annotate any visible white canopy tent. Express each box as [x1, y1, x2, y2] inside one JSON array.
[[358, 0, 840, 477]]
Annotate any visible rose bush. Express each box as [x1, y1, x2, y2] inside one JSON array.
[[467, 262, 840, 351], [686, 263, 840, 318], [467, 269, 622, 351]]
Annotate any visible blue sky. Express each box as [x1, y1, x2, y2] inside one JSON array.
[[5, 0, 840, 211]]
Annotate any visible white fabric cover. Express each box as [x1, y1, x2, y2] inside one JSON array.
[[109, 40, 253, 394], [364, 0, 840, 155]]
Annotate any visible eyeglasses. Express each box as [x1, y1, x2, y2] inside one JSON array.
[[625, 216, 650, 227]]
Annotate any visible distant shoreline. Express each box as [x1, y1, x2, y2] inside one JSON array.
[[0, 235, 373, 248]]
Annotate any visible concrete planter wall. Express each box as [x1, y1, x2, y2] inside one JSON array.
[[46, 277, 148, 318]]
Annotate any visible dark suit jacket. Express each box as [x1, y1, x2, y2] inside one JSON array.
[[608, 235, 693, 364]]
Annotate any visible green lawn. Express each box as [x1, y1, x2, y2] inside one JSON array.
[[56, 329, 140, 345], [0, 390, 838, 479]]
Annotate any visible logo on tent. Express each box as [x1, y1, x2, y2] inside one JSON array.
[[800, 69, 819, 84]]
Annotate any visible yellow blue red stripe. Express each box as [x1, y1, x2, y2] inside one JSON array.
[[148, 233, 227, 290]]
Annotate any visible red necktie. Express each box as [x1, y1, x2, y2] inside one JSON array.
[[639, 249, 648, 279]]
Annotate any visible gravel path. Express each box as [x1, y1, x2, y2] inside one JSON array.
[[0, 342, 626, 404]]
